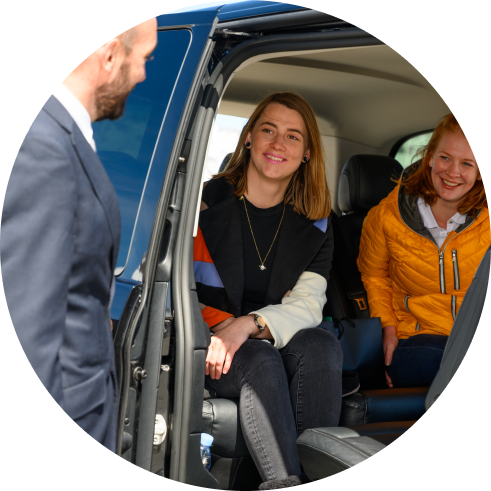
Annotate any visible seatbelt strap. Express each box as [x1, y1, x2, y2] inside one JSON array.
[[331, 213, 369, 313]]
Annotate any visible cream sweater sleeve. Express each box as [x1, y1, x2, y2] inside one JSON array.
[[249, 271, 327, 349]]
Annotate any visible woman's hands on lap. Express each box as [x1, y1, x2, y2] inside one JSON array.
[[211, 316, 235, 333], [206, 316, 257, 380], [383, 325, 399, 388]]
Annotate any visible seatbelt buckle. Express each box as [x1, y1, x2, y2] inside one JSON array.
[[355, 297, 367, 311]]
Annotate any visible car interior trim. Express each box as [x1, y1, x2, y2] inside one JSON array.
[[217, 8, 338, 32], [170, 41, 219, 481]]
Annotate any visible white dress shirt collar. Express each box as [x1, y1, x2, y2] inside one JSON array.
[[417, 197, 466, 249], [52, 84, 96, 152]]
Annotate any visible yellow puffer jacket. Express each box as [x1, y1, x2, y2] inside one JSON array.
[[357, 181, 490, 339]]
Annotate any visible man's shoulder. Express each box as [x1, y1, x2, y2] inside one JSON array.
[[25, 97, 73, 144], [13, 100, 80, 182]]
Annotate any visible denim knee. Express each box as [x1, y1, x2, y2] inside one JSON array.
[[283, 328, 343, 370], [234, 339, 284, 376]]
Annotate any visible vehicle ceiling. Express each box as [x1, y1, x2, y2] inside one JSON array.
[[218, 44, 450, 150]]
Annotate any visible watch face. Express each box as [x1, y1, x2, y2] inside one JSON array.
[[257, 316, 266, 328]]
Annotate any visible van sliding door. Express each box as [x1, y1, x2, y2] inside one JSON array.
[[113, 8, 220, 482]]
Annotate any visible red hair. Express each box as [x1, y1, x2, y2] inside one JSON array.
[[400, 113, 486, 215]]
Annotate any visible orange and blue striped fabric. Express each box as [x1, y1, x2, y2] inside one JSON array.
[[194, 227, 233, 327]]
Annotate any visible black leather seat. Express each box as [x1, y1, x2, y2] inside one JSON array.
[[296, 421, 415, 479], [327, 155, 404, 322], [340, 387, 428, 426], [218, 152, 233, 173], [202, 397, 262, 490], [337, 154, 404, 258], [327, 155, 426, 422]]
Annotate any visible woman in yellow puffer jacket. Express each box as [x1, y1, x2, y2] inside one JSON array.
[[357, 114, 489, 388]]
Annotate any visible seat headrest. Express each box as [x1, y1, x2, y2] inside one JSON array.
[[218, 153, 233, 173], [337, 155, 404, 213]]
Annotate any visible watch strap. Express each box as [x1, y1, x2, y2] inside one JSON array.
[[250, 314, 266, 338]]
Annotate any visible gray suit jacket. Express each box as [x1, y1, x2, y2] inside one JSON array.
[[1, 96, 121, 450]]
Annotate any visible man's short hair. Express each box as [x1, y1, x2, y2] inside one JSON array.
[[118, 24, 141, 54]]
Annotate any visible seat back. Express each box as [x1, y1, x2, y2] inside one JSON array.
[[337, 154, 404, 257], [330, 155, 403, 319], [218, 152, 233, 173]]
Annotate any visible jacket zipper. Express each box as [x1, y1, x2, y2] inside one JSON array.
[[398, 199, 481, 327], [439, 252, 445, 293], [404, 295, 410, 312], [451, 250, 460, 321], [452, 249, 460, 290], [404, 296, 420, 331], [438, 239, 461, 297]]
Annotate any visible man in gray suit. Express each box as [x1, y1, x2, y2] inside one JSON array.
[[1, 18, 157, 450]]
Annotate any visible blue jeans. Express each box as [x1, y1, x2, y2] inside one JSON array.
[[387, 334, 448, 387], [205, 328, 343, 482]]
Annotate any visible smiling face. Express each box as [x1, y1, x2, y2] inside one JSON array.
[[430, 131, 480, 207], [245, 103, 310, 184]]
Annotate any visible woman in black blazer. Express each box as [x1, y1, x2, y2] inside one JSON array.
[[194, 93, 342, 489]]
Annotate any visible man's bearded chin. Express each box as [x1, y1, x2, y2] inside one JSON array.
[[94, 63, 133, 122]]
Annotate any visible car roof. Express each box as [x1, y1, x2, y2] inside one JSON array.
[[168, 0, 307, 22], [220, 44, 448, 150], [217, 1, 305, 21]]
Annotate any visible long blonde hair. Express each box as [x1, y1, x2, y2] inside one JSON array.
[[215, 92, 331, 220]]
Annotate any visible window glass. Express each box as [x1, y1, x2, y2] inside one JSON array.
[[93, 29, 191, 272], [394, 131, 433, 168], [203, 114, 249, 181]]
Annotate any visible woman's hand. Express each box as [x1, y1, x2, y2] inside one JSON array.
[[211, 316, 235, 333], [206, 316, 257, 380], [383, 325, 398, 388]]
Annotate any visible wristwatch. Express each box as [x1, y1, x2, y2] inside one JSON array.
[[249, 314, 266, 338]]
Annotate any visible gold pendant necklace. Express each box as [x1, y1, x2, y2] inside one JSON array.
[[240, 195, 285, 270]]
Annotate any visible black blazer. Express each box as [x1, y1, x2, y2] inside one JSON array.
[[198, 177, 334, 318]]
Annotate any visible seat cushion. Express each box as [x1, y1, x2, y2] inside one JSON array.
[[201, 388, 428, 458], [297, 421, 415, 480], [348, 420, 414, 445], [340, 387, 428, 426], [202, 389, 426, 460], [202, 398, 250, 458], [297, 427, 386, 479]]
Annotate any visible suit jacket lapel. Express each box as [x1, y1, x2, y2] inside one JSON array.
[[264, 205, 326, 306], [43, 97, 121, 270], [71, 128, 121, 269], [199, 195, 244, 317]]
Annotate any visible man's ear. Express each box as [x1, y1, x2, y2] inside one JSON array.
[[99, 38, 124, 78]]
